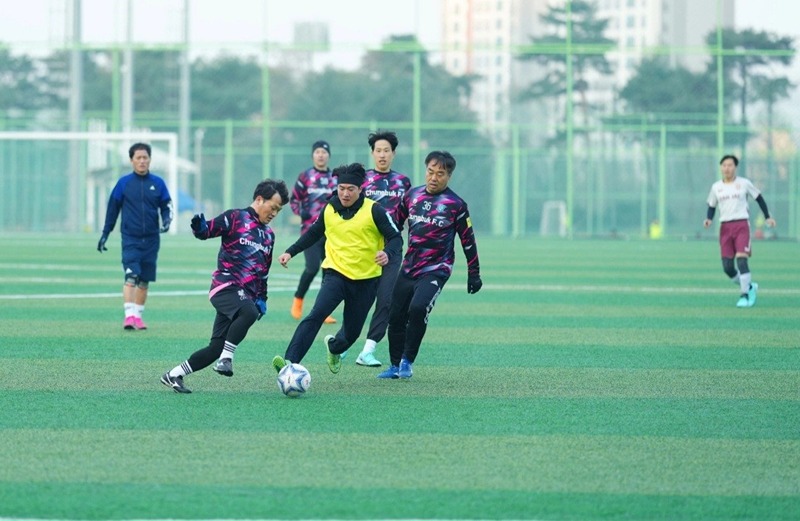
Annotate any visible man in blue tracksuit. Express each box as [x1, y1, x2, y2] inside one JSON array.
[[98, 142, 173, 330]]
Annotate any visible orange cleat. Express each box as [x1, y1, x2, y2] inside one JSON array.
[[324, 315, 337, 324], [291, 297, 303, 320]]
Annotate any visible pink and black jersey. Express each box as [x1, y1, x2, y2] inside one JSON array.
[[290, 167, 336, 233], [194, 207, 276, 301], [397, 185, 480, 280], [362, 169, 412, 228]]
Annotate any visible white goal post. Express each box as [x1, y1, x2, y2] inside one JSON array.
[[0, 131, 178, 234], [540, 200, 567, 237]]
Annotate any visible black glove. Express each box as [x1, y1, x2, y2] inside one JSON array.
[[160, 218, 171, 233], [97, 233, 108, 252], [190, 213, 208, 234], [467, 275, 482, 294]]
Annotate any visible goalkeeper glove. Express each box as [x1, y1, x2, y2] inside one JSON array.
[[160, 218, 171, 233], [255, 298, 267, 320], [467, 275, 482, 294], [97, 233, 108, 253], [190, 213, 208, 234]]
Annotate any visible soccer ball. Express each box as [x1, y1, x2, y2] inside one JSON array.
[[276, 363, 311, 397]]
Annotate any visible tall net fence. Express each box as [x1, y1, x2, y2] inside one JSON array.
[[1, 0, 798, 239]]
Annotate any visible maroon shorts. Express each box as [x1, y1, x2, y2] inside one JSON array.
[[719, 219, 751, 258]]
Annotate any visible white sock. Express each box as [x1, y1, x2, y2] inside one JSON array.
[[124, 302, 136, 318], [134, 304, 144, 318], [730, 273, 740, 285], [169, 361, 193, 378], [361, 339, 377, 355], [739, 272, 752, 294], [221, 340, 237, 361]]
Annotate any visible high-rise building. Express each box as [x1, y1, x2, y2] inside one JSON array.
[[442, 0, 550, 144], [600, 0, 735, 87], [441, 0, 735, 143], [279, 21, 330, 79]]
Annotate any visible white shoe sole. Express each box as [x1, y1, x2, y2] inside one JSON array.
[[356, 356, 382, 367]]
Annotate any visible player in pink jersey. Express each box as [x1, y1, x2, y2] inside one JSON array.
[[160, 179, 289, 393], [703, 154, 776, 308], [354, 130, 412, 368], [378, 151, 482, 379]]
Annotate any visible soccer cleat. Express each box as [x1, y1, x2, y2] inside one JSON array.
[[133, 317, 148, 330], [748, 282, 758, 306], [736, 295, 750, 308], [324, 335, 341, 374], [272, 355, 287, 373], [213, 358, 233, 377], [123, 316, 136, 330], [377, 365, 399, 379], [160, 372, 191, 394], [291, 297, 303, 320], [324, 315, 337, 324], [356, 352, 382, 367], [398, 358, 413, 379]]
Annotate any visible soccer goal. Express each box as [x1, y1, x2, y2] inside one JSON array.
[[540, 200, 567, 237], [0, 130, 178, 234]]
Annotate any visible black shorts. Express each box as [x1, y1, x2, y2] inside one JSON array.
[[210, 285, 255, 320], [121, 236, 160, 282]]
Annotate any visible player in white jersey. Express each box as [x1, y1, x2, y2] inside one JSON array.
[[703, 154, 776, 308]]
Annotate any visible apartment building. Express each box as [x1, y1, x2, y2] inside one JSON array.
[[441, 0, 735, 142]]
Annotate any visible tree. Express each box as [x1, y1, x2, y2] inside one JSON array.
[[705, 28, 795, 154], [516, 0, 615, 129], [191, 55, 265, 121], [0, 47, 55, 117], [617, 57, 721, 147], [281, 35, 493, 224], [750, 75, 794, 179]]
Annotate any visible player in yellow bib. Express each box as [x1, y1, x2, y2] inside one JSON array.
[[273, 163, 402, 374]]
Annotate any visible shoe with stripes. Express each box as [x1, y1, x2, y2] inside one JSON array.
[[213, 358, 233, 377], [160, 372, 191, 394]]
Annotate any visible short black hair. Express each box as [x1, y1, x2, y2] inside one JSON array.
[[253, 179, 289, 205], [720, 154, 739, 166], [333, 162, 366, 186], [368, 130, 399, 151], [129, 142, 151, 159], [424, 151, 456, 174]]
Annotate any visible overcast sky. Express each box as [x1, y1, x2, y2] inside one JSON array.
[[0, 0, 439, 53], [3, 0, 798, 52], [2, 0, 798, 121]]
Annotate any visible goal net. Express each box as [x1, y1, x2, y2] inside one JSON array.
[[540, 200, 567, 237], [0, 130, 178, 234]]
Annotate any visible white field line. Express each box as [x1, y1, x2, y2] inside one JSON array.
[[0, 262, 300, 280], [2, 283, 799, 300], [2, 263, 799, 297], [0, 286, 302, 300], [494, 284, 800, 295]]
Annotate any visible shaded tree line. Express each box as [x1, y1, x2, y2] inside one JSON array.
[[515, 0, 796, 155], [0, 36, 494, 226]]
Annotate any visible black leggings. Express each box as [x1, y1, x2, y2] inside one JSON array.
[[284, 270, 378, 363], [387, 273, 445, 366], [186, 286, 259, 371]]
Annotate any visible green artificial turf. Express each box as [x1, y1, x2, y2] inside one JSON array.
[[1, 233, 798, 520]]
